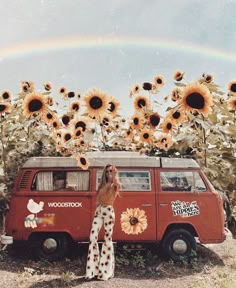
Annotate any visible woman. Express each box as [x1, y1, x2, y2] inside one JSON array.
[[85, 164, 120, 281]]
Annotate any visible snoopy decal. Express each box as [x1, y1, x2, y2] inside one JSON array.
[[24, 199, 44, 228]]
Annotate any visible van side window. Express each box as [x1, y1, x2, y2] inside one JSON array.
[[96, 170, 151, 191], [160, 171, 207, 192], [31, 171, 90, 191]]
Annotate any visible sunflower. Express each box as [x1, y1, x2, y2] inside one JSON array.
[[131, 83, 141, 95], [46, 95, 54, 106], [156, 134, 173, 151], [167, 108, 186, 125], [160, 118, 177, 134], [42, 111, 55, 124], [59, 86, 67, 96], [101, 115, 111, 127], [153, 75, 165, 87], [76, 153, 89, 170], [44, 82, 52, 91], [0, 102, 11, 114], [228, 80, 236, 94], [134, 95, 151, 111], [73, 127, 84, 138], [148, 112, 161, 129], [52, 118, 61, 130], [22, 92, 47, 117], [142, 82, 152, 91], [71, 117, 88, 132], [62, 131, 72, 143], [61, 114, 72, 126], [227, 96, 236, 111], [125, 128, 134, 140], [173, 70, 184, 81], [139, 128, 154, 144], [1, 90, 11, 102], [171, 88, 181, 102], [69, 101, 80, 112], [21, 81, 35, 93], [120, 208, 148, 235], [202, 73, 214, 83], [84, 88, 109, 119], [179, 82, 213, 117], [108, 98, 120, 117], [130, 112, 144, 130]]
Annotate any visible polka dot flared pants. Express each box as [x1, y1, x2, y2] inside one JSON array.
[[85, 205, 115, 281]]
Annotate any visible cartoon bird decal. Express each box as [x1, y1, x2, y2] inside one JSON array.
[[27, 199, 44, 214], [24, 199, 44, 229]]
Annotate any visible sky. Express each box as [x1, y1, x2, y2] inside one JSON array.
[[0, 0, 236, 115]]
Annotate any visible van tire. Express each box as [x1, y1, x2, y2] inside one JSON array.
[[30, 233, 69, 261], [161, 229, 196, 261]]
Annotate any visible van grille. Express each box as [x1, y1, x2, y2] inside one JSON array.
[[19, 171, 32, 189]]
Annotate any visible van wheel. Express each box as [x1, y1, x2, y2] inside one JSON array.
[[30, 233, 69, 261], [161, 229, 196, 261]]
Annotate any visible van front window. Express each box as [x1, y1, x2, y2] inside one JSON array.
[[160, 171, 207, 192]]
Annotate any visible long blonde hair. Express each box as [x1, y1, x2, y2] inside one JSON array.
[[97, 164, 112, 192]]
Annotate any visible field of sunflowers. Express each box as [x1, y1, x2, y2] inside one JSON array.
[[0, 71, 235, 208]]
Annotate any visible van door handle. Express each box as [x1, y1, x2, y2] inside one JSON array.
[[160, 203, 168, 206], [141, 204, 152, 207]]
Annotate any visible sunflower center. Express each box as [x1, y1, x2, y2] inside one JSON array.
[[28, 99, 43, 112], [108, 102, 115, 112], [150, 114, 160, 126], [173, 111, 180, 119], [47, 113, 53, 119], [65, 134, 71, 141], [230, 83, 236, 93], [2, 92, 10, 99], [143, 82, 152, 91], [157, 78, 162, 84], [53, 121, 58, 128], [75, 121, 86, 131], [89, 96, 103, 110], [186, 93, 205, 109], [129, 217, 139, 225], [73, 104, 79, 111], [137, 99, 146, 108], [80, 157, 87, 165], [143, 133, 149, 139], [68, 91, 75, 98], [161, 137, 167, 143], [133, 117, 139, 125], [0, 104, 6, 112], [76, 130, 82, 137], [62, 115, 70, 125], [167, 123, 172, 130]]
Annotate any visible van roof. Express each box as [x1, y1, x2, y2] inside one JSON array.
[[22, 151, 200, 168]]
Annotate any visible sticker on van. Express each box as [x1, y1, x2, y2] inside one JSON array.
[[24, 199, 56, 228], [171, 200, 200, 217], [120, 208, 148, 235]]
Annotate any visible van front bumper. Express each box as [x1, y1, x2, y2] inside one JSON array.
[[1, 234, 13, 245]]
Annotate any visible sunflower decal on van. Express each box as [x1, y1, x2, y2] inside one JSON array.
[[120, 208, 148, 235]]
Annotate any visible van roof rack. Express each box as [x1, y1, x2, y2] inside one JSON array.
[[22, 151, 199, 168]]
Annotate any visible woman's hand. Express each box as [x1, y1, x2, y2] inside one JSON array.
[[112, 165, 118, 183]]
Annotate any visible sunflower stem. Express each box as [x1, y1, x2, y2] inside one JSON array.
[[201, 114, 207, 167], [0, 116, 7, 180]]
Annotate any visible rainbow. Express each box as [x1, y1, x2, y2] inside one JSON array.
[[1, 35, 236, 62]]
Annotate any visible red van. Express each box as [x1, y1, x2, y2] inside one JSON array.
[[3, 151, 226, 261]]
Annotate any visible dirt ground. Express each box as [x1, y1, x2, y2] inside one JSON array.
[[0, 237, 236, 288]]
